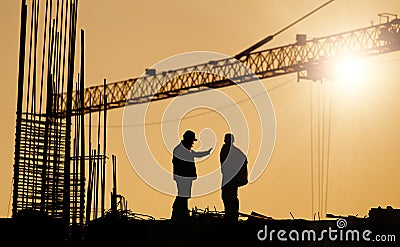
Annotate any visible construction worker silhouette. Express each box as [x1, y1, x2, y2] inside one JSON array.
[[220, 133, 248, 222], [171, 130, 212, 221]]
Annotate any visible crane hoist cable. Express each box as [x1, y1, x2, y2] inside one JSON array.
[[310, 83, 315, 219], [310, 81, 333, 219], [235, 0, 335, 60], [324, 83, 333, 217]]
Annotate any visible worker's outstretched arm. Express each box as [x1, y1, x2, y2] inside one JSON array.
[[192, 148, 212, 158]]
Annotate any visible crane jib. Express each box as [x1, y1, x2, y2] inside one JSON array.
[[54, 19, 400, 117]]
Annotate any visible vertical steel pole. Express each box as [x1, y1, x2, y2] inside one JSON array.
[[101, 78, 107, 217], [111, 155, 117, 213], [79, 29, 85, 224], [13, 0, 28, 218], [86, 97, 92, 223], [63, 0, 78, 226]]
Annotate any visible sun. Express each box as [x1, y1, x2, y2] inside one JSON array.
[[329, 55, 370, 95], [334, 56, 365, 83]]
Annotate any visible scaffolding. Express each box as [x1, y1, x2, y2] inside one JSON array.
[[16, 113, 66, 218]]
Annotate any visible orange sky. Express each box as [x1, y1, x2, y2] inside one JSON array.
[[1, 0, 400, 220]]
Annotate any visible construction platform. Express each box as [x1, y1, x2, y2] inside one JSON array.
[[1, 206, 399, 247]]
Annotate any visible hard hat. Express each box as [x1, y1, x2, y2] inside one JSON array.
[[183, 130, 197, 141]]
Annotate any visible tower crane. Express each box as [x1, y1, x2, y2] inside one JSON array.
[[56, 15, 400, 116]]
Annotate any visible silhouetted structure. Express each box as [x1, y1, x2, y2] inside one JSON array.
[[12, 0, 81, 225], [220, 133, 248, 221], [171, 130, 212, 221], [12, 0, 110, 229]]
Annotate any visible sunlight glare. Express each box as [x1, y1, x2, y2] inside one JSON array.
[[332, 56, 374, 100], [332, 56, 369, 95], [334, 56, 365, 83]]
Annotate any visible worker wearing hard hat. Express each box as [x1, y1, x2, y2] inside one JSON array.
[[220, 133, 248, 222], [171, 130, 212, 221]]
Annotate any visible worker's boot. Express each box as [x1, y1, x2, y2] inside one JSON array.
[[171, 196, 189, 221]]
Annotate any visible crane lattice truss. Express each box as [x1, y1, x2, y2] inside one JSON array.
[[56, 18, 400, 116]]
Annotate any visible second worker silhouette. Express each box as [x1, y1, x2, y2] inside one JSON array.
[[220, 133, 248, 222]]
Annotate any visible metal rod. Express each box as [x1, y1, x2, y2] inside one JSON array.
[[25, 0, 34, 114], [12, 0, 28, 217], [72, 80, 79, 224], [85, 152, 93, 223], [59, 0, 68, 113], [86, 96, 92, 222], [79, 29, 85, 224], [63, 0, 78, 226], [96, 101, 103, 217], [53, 0, 60, 97], [22, 1, 36, 208], [111, 155, 117, 213], [101, 78, 107, 217], [96, 93, 102, 217], [32, 0, 40, 207], [46, 13, 56, 215], [93, 150, 98, 219], [88, 96, 92, 160], [54, 31, 60, 108], [95, 91, 103, 218], [101, 154, 105, 217], [31, 0, 40, 114], [38, 0, 49, 115], [22, 0, 36, 210], [52, 30, 62, 217]]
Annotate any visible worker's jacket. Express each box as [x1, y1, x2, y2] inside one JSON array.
[[220, 144, 248, 187], [172, 142, 210, 179]]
